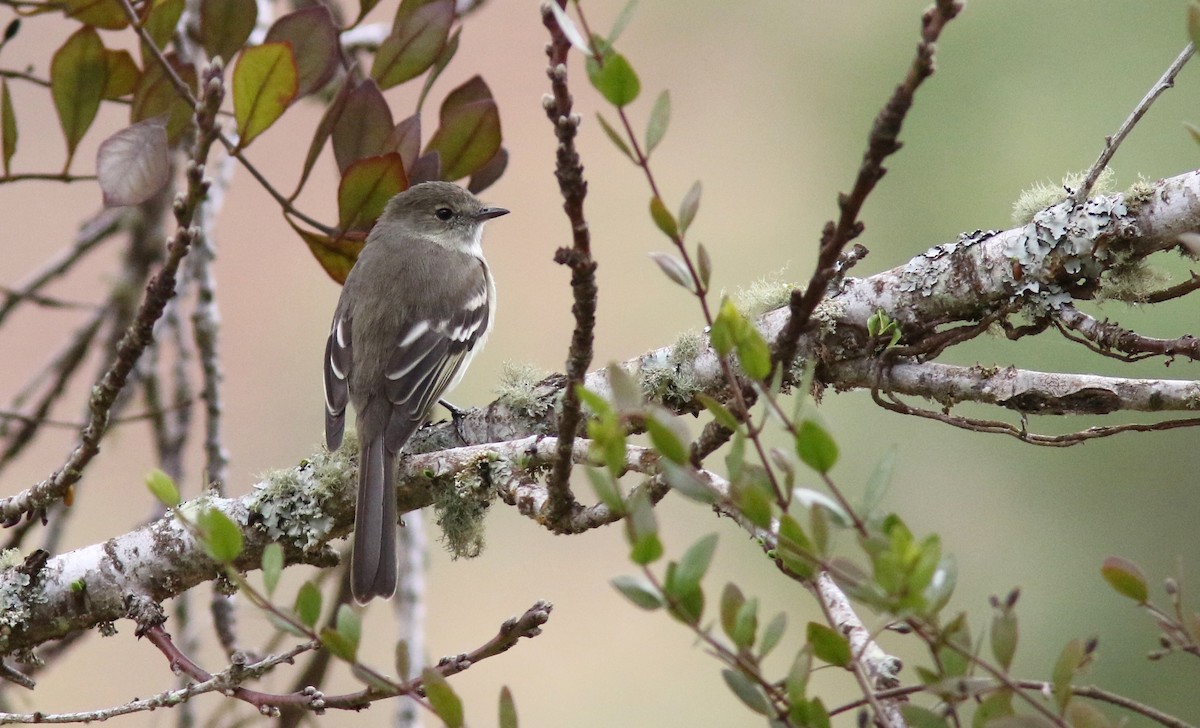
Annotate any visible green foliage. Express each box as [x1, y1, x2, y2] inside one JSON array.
[[806, 622, 851, 667], [260, 543, 283, 597], [197, 507, 243, 563], [145, 469, 180, 507], [794, 419, 838, 474], [423, 668, 465, 728], [1100, 555, 1148, 604]]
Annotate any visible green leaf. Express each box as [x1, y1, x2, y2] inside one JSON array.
[[806, 621, 851, 667], [644, 410, 688, 464], [719, 583, 745, 642], [337, 153, 408, 231], [423, 669, 464, 727], [1100, 555, 1148, 604], [759, 612, 787, 658], [467, 145, 507, 194], [795, 419, 838, 474], [417, 24, 460, 112], [232, 42, 298, 148], [785, 649, 811, 705], [371, 0, 453, 89], [608, 0, 637, 43], [662, 569, 704, 626], [576, 383, 612, 417], [678, 180, 702, 233], [776, 514, 815, 578], [261, 542, 283, 596], [200, 0, 257, 64], [425, 75, 501, 180], [320, 625, 357, 661], [645, 90, 669, 155], [1065, 700, 1113, 728], [141, 0, 185, 59], [660, 460, 715, 503], [649, 196, 679, 238], [0, 79, 13, 175], [860, 445, 896, 516], [625, 488, 662, 564], [62, 0, 130, 29], [499, 686, 518, 728], [696, 393, 739, 431], [586, 50, 640, 107], [673, 533, 718, 593], [696, 243, 711, 290], [198, 507, 243, 563], [734, 325, 770, 380], [720, 669, 769, 715], [973, 690, 1014, 728], [585, 466, 625, 514], [145, 468, 180, 507], [733, 479, 773, 530], [647, 251, 691, 290], [264, 6, 341, 97], [335, 603, 361, 657], [731, 597, 758, 651], [101, 49, 139, 100], [51, 26, 108, 168], [294, 581, 322, 628], [901, 705, 951, 728], [611, 573, 663, 610], [1189, 1, 1200, 52], [595, 112, 634, 161], [1051, 638, 1088, 712], [990, 607, 1018, 672], [710, 297, 739, 356]]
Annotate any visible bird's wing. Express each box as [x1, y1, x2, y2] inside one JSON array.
[[382, 263, 490, 451], [324, 312, 352, 450]]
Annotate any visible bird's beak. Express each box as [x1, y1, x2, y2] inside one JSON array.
[[474, 206, 509, 221]]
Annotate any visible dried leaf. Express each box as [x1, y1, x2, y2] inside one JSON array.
[[97, 116, 170, 207]]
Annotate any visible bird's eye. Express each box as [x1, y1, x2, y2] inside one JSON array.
[[434, 207, 454, 221]]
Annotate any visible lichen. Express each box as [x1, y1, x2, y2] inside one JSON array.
[[1003, 194, 1132, 312], [247, 447, 349, 551], [899, 230, 998, 298], [1012, 168, 1116, 225], [1122, 176, 1156, 214], [638, 329, 704, 409], [0, 549, 20, 570], [495, 361, 551, 417], [0, 567, 32, 631], [1096, 260, 1169, 303], [732, 271, 796, 317], [432, 454, 503, 559]]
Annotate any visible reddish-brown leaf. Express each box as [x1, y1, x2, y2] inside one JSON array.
[[388, 114, 421, 172], [290, 217, 367, 284], [425, 75, 500, 181], [370, 0, 453, 90], [332, 79, 393, 173], [264, 6, 339, 97]]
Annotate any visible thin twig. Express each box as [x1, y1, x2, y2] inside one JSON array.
[[773, 0, 962, 374], [1073, 43, 1196, 204], [541, 0, 597, 529]]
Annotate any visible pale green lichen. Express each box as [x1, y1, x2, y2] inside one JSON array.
[[0, 549, 20, 570], [639, 329, 704, 408], [0, 568, 32, 631], [433, 454, 504, 559], [494, 361, 551, 417], [1012, 168, 1116, 225], [247, 446, 350, 551], [1096, 261, 1170, 303], [1123, 176, 1156, 214], [732, 271, 796, 317]]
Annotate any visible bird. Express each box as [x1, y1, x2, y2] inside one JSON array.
[[323, 181, 508, 602]]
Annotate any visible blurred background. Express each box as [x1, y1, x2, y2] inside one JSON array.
[[1, 0, 1199, 725]]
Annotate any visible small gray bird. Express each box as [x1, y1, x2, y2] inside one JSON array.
[[323, 181, 508, 602]]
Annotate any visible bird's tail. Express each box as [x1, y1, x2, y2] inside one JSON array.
[[351, 434, 398, 602]]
